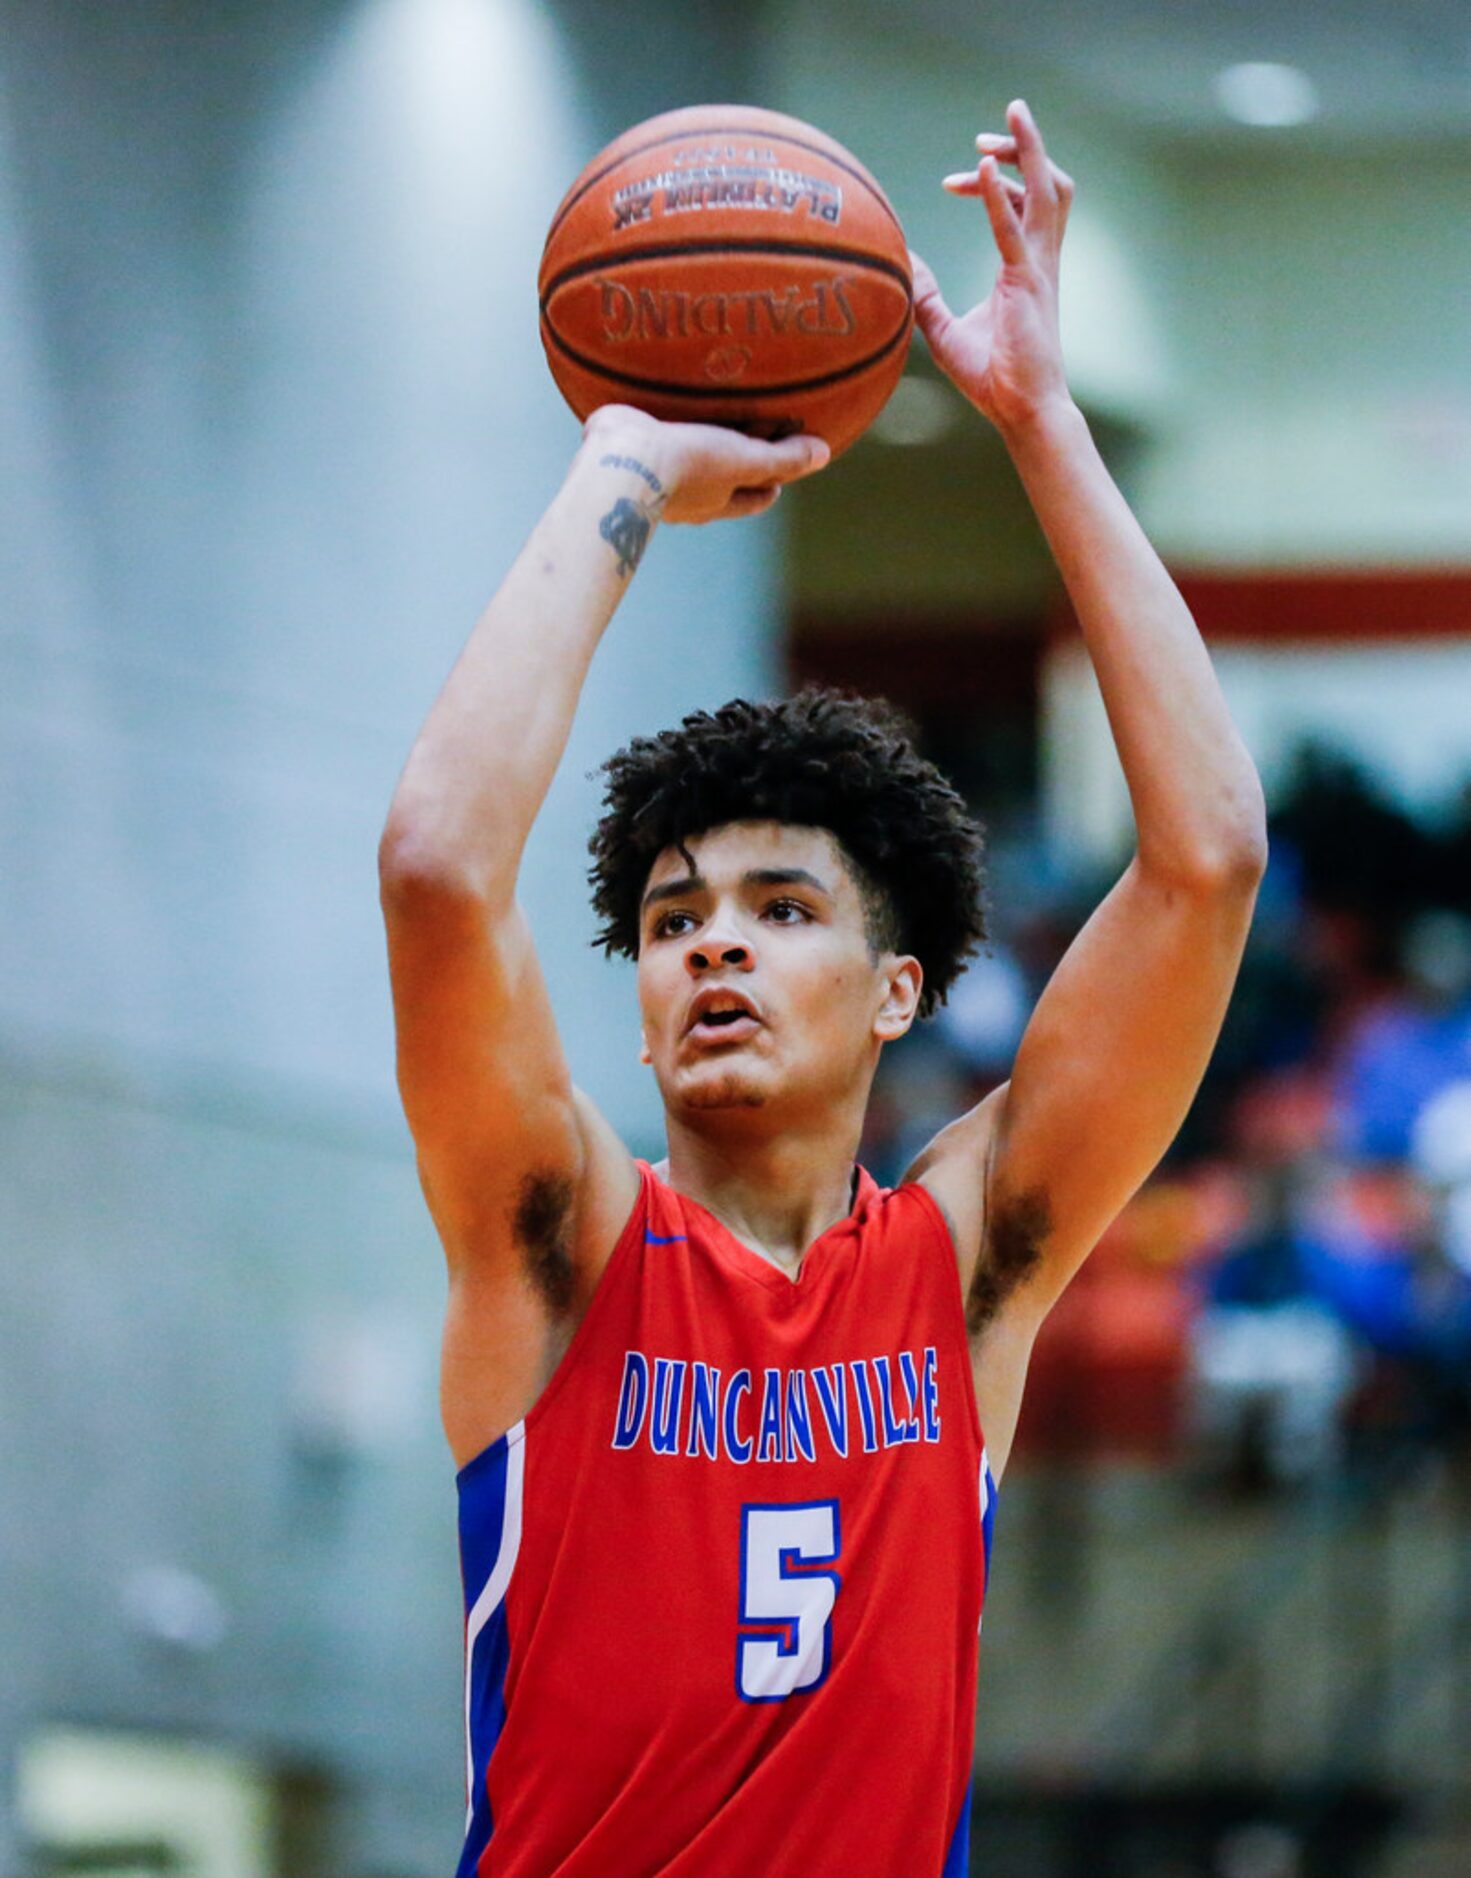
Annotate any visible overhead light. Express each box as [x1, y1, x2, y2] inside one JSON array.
[[1214, 62, 1319, 127], [870, 376, 960, 447]]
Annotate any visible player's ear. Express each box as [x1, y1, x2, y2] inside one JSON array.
[[639, 1033, 652, 1065], [874, 956, 922, 1042]]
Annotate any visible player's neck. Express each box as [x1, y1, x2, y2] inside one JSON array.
[[658, 1114, 864, 1278]]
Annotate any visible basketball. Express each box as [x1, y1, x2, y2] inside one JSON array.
[[538, 104, 914, 459]]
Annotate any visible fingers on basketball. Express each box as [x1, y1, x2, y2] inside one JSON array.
[[704, 428, 829, 490], [723, 485, 784, 520], [906, 252, 955, 353], [767, 432, 831, 480]]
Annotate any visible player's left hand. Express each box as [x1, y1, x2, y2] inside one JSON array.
[[911, 99, 1075, 438]]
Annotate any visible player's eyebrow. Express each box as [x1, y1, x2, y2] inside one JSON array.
[[642, 873, 706, 913], [742, 867, 832, 898], [640, 865, 832, 914]]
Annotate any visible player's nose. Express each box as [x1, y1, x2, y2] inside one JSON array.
[[685, 915, 753, 975], [686, 941, 752, 974]]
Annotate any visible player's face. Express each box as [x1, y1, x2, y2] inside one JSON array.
[[635, 821, 921, 1118]]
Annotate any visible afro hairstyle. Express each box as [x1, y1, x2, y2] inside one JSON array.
[[587, 687, 987, 1018]]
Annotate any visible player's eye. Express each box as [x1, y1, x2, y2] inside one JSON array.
[[652, 909, 697, 938], [764, 898, 811, 923]]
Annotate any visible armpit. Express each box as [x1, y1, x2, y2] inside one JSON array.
[[514, 1170, 576, 1313], [966, 1187, 1049, 1335]]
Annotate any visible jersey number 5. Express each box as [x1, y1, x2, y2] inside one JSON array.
[[737, 1499, 842, 1702]]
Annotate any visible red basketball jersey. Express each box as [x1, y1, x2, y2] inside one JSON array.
[[456, 1159, 996, 1877]]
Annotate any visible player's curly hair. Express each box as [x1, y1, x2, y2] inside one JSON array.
[[588, 687, 987, 1019]]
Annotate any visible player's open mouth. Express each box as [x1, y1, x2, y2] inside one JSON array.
[[686, 990, 763, 1043], [689, 1011, 762, 1045]]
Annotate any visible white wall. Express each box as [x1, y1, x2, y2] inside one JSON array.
[[0, 1, 776, 1867], [0, 0, 778, 1148], [770, 1, 1181, 425], [1043, 636, 1471, 866], [766, 11, 1471, 863], [773, 10, 1471, 581], [1138, 145, 1471, 567]]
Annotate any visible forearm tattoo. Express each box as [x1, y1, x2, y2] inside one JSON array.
[[598, 454, 663, 578], [599, 494, 656, 577], [598, 452, 663, 497]]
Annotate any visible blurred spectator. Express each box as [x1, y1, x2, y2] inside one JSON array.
[[870, 730, 1471, 1481], [1189, 1165, 1357, 1487], [1296, 1164, 1471, 1433], [1412, 1077, 1471, 1274], [1269, 741, 1434, 928], [935, 939, 1029, 1081], [1330, 910, 1471, 1160], [861, 1027, 979, 1188]]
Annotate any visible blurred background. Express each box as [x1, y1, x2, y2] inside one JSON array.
[[3, 0, 1471, 1872]]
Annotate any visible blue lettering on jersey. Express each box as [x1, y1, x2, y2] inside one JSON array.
[[687, 1362, 721, 1459], [785, 1369, 816, 1463], [811, 1364, 849, 1457], [724, 1369, 754, 1464], [612, 1347, 944, 1465], [899, 1349, 924, 1439], [756, 1368, 784, 1463], [612, 1351, 650, 1449], [651, 1358, 687, 1454], [874, 1355, 918, 1446], [850, 1360, 880, 1454], [921, 1345, 941, 1443]]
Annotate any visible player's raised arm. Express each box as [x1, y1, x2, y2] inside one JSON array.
[[907, 102, 1267, 1472], [379, 406, 826, 1457]]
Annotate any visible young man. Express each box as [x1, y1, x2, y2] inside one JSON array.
[[380, 102, 1266, 1877]]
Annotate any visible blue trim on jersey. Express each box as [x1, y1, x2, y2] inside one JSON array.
[[943, 1466, 994, 1877], [457, 1602, 510, 1877], [644, 1231, 687, 1244], [457, 1434, 516, 1878], [458, 1430, 511, 1617], [941, 1778, 973, 1876]]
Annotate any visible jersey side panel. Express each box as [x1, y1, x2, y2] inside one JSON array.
[[455, 1422, 525, 1878]]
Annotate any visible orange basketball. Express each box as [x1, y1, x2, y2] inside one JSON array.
[[538, 104, 913, 459]]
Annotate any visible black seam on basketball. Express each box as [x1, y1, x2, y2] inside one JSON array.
[[543, 122, 903, 252], [539, 311, 912, 400], [540, 240, 913, 311]]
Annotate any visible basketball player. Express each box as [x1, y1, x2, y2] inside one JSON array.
[[379, 102, 1266, 1876]]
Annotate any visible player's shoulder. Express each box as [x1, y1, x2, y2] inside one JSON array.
[[847, 1171, 965, 1304], [896, 1081, 1012, 1287], [565, 1088, 645, 1290], [441, 1093, 641, 1469]]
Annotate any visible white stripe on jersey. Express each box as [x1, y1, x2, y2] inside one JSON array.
[[464, 1422, 526, 1831]]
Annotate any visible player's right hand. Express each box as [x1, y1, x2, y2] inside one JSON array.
[[581, 405, 830, 524]]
